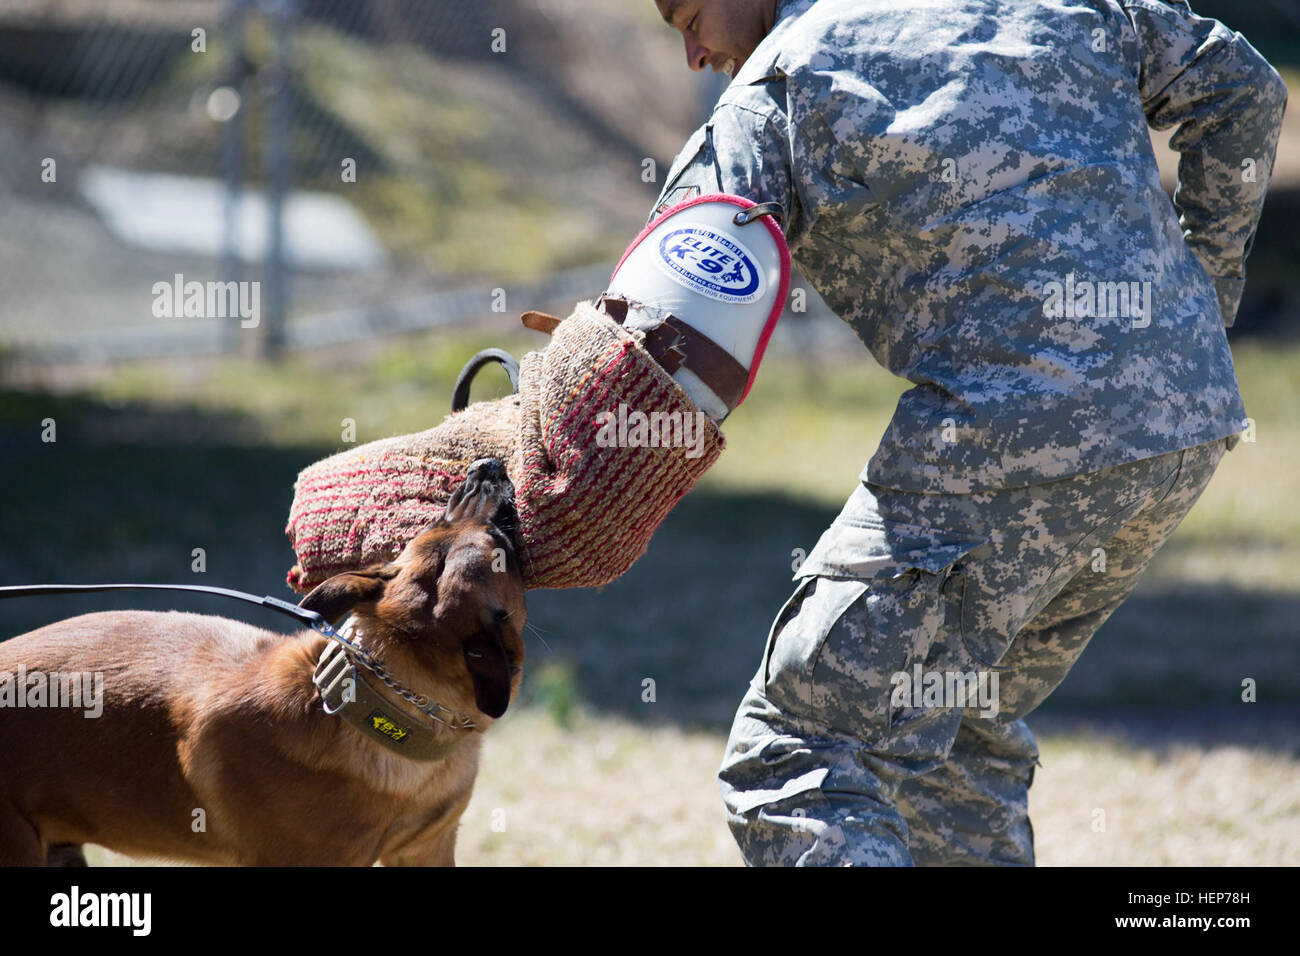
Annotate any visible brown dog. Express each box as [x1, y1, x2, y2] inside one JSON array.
[[0, 457, 525, 866]]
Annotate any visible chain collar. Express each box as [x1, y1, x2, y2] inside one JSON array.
[[310, 616, 478, 732]]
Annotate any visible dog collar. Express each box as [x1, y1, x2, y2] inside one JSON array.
[[313, 640, 471, 762]]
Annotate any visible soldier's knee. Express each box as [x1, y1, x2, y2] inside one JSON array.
[[755, 571, 971, 769], [718, 688, 915, 866]]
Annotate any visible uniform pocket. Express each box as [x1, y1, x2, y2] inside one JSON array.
[[756, 576, 814, 693], [760, 576, 866, 717], [758, 535, 978, 752], [796, 506, 982, 585], [807, 546, 974, 751]]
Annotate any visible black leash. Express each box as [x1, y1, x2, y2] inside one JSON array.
[[0, 582, 330, 634]]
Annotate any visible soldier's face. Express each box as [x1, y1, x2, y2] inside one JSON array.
[[656, 0, 777, 77]]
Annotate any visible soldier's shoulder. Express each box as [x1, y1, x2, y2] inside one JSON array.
[[741, 0, 862, 82]]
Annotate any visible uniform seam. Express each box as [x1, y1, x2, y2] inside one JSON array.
[[1151, 451, 1187, 507]]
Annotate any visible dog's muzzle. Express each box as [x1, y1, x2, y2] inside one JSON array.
[[445, 457, 519, 545]]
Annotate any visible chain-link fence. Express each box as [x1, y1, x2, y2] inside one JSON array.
[[0, 0, 732, 363]]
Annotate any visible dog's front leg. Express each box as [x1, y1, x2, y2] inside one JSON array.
[[45, 843, 88, 867], [376, 793, 471, 867]]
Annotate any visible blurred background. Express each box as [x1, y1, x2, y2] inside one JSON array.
[[0, 0, 1296, 865]]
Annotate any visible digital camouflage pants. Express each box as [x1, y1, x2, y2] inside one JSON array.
[[718, 436, 1234, 866]]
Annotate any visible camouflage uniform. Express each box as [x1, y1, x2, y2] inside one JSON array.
[[650, 0, 1286, 864]]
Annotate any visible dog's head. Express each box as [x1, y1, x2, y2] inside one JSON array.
[[299, 458, 526, 721]]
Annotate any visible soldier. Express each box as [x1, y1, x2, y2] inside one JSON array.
[[651, 0, 1286, 864]]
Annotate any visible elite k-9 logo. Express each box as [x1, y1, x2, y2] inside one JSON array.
[[654, 223, 765, 304]]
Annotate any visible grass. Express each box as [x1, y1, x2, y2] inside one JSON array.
[[4, 320, 1298, 864], [82, 705, 1300, 867], [458, 706, 1300, 866]]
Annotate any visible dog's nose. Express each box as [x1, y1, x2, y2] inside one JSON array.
[[467, 458, 505, 482], [444, 457, 515, 525]]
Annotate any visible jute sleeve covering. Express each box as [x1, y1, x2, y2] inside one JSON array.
[[285, 301, 725, 591]]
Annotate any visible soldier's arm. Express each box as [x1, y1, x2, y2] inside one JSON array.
[[593, 82, 804, 420], [651, 82, 804, 244], [1121, 0, 1288, 326]]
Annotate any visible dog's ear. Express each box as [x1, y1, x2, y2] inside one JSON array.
[[299, 565, 398, 624], [463, 631, 512, 719]]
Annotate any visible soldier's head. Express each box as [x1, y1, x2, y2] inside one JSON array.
[[655, 0, 779, 76]]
